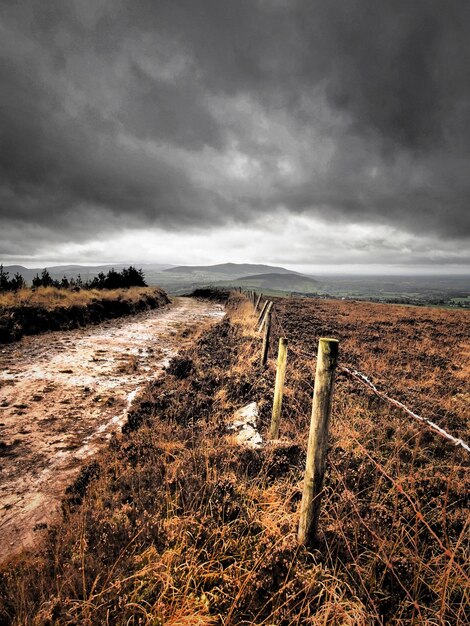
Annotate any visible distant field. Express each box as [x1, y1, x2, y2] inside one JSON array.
[[450, 295, 470, 305], [313, 274, 470, 307]]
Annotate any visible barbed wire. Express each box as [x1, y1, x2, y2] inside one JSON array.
[[247, 292, 470, 455], [338, 366, 470, 453]]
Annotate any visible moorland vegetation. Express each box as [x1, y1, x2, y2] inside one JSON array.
[[0, 265, 168, 344], [1, 292, 468, 624]]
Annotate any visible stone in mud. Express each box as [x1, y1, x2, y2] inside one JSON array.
[[227, 402, 262, 448]]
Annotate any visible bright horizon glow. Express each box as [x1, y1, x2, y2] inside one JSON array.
[[2, 214, 468, 276], [3, 260, 469, 277]]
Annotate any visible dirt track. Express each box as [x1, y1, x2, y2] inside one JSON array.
[[0, 297, 224, 561]]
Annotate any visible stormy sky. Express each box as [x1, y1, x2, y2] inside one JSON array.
[[1, 0, 469, 273]]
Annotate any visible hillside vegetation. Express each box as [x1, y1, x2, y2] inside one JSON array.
[[0, 293, 468, 624], [0, 287, 170, 343], [213, 272, 319, 295]]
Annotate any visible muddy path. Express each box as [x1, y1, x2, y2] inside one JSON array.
[[0, 297, 224, 561]]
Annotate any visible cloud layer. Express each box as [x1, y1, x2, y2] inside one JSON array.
[[1, 0, 469, 266]]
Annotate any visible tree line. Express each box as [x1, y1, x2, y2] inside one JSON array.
[[0, 266, 147, 292], [0, 266, 26, 292]]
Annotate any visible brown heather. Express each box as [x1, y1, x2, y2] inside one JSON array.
[[0, 287, 170, 343], [0, 287, 162, 309], [0, 293, 468, 625]]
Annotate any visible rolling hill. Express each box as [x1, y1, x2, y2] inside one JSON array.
[[213, 272, 320, 294], [164, 263, 301, 278], [156, 263, 311, 294]]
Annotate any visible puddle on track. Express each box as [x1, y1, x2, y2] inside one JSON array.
[[0, 297, 224, 561]]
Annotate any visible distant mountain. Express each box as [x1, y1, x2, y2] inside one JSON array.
[[164, 263, 300, 277], [1, 265, 28, 275], [214, 272, 320, 294], [1, 262, 320, 295]]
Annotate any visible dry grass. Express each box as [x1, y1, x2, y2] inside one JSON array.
[[0, 287, 161, 309], [273, 297, 469, 439], [0, 286, 170, 343], [0, 292, 468, 625], [271, 296, 470, 623]]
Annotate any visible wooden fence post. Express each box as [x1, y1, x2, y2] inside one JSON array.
[[260, 303, 273, 366], [257, 300, 269, 327], [255, 293, 262, 311], [298, 338, 339, 545], [270, 337, 288, 439], [258, 301, 273, 333]]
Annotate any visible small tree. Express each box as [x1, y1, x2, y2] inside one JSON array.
[[103, 268, 121, 289], [0, 265, 10, 292], [90, 272, 106, 289], [123, 266, 147, 287], [10, 273, 26, 291], [40, 268, 54, 288], [32, 273, 42, 289]]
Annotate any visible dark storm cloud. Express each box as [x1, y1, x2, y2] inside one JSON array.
[[1, 0, 469, 258], [121, 63, 224, 149]]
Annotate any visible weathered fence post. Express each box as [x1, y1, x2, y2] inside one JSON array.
[[270, 337, 288, 439], [298, 337, 339, 545], [255, 293, 262, 311], [258, 301, 273, 333], [257, 300, 269, 327], [260, 302, 273, 366]]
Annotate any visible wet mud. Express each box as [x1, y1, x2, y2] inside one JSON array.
[[0, 297, 224, 561]]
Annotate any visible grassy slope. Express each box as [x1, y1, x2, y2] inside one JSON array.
[[0, 287, 170, 343], [0, 294, 468, 625], [155, 264, 307, 296], [212, 273, 319, 294]]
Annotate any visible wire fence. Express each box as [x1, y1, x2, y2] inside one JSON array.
[[241, 289, 470, 619], [261, 293, 469, 454]]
